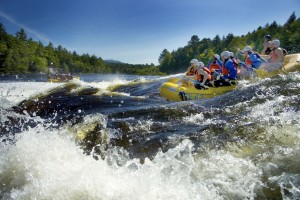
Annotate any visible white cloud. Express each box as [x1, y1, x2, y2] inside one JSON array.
[[0, 10, 50, 43]]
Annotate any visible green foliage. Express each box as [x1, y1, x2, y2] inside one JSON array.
[[0, 23, 162, 75], [1, 12, 299, 76], [159, 12, 300, 74]]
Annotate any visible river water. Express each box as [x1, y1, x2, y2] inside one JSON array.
[[0, 73, 299, 200]]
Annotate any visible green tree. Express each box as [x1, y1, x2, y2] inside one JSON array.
[[29, 56, 48, 73], [15, 28, 27, 41], [188, 35, 200, 47], [158, 12, 300, 74], [159, 50, 174, 73], [286, 11, 296, 26], [158, 49, 169, 64]]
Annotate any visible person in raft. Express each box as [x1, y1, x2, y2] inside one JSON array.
[[194, 61, 212, 89], [270, 39, 285, 63], [205, 54, 222, 82], [261, 34, 272, 55], [260, 39, 285, 72], [239, 46, 263, 70], [229, 52, 239, 73], [216, 51, 237, 87], [206, 54, 222, 73], [181, 59, 200, 88]]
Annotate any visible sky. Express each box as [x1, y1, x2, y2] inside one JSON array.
[[0, 0, 300, 65]]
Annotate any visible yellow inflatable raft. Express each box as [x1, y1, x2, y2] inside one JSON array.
[[256, 53, 300, 78], [48, 76, 80, 83], [160, 78, 236, 101]]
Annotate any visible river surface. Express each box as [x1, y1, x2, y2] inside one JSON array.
[[0, 73, 299, 200]]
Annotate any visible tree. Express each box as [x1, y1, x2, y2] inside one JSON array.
[[45, 42, 58, 66], [16, 28, 27, 41], [188, 35, 200, 47], [212, 35, 222, 52], [156, 13, 300, 74], [158, 49, 170, 64], [286, 11, 296, 26], [0, 23, 8, 41], [29, 57, 47, 73], [159, 50, 174, 73], [222, 33, 234, 50]]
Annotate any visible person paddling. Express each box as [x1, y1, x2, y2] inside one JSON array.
[[194, 61, 212, 89], [269, 39, 284, 63], [261, 35, 272, 55], [218, 51, 237, 86], [207, 54, 222, 73], [260, 39, 285, 72], [240, 46, 263, 69], [181, 59, 199, 87]]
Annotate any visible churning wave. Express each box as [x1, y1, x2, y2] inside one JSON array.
[[0, 72, 299, 199]]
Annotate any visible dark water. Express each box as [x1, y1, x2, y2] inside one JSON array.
[[0, 73, 299, 199]]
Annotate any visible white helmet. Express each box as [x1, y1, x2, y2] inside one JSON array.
[[229, 52, 234, 57], [198, 61, 204, 67], [241, 46, 252, 53], [272, 39, 280, 47], [190, 59, 198, 64], [221, 51, 230, 59], [213, 54, 220, 60]]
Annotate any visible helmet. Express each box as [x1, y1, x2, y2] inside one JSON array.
[[213, 54, 220, 60], [272, 39, 280, 47], [190, 59, 198, 64], [229, 52, 234, 57], [198, 61, 204, 67], [221, 51, 230, 59], [241, 46, 252, 53], [264, 34, 272, 40]]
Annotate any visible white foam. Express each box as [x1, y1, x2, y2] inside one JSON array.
[[183, 113, 226, 126], [0, 82, 63, 108], [0, 128, 263, 200]]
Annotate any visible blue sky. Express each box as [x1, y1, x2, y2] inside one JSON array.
[[0, 0, 299, 65]]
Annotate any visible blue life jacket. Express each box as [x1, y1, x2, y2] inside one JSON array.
[[249, 53, 262, 68], [223, 59, 237, 80]]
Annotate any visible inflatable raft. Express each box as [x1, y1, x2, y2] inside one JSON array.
[[160, 78, 236, 101], [47, 66, 80, 83], [256, 53, 300, 78], [48, 76, 80, 83]]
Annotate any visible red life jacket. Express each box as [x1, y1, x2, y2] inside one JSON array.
[[244, 55, 252, 65], [209, 63, 221, 71], [222, 63, 229, 75]]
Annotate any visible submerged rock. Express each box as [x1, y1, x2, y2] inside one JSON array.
[[12, 82, 99, 118]]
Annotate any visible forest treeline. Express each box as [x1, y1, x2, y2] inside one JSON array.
[[0, 24, 164, 75], [0, 12, 299, 75], [158, 12, 300, 74]]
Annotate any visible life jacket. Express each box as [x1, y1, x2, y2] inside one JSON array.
[[222, 63, 229, 75], [209, 63, 221, 72], [186, 65, 197, 76], [244, 54, 252, 65], [244, 51, 261, 65], [196, 67, 212, 82], [222, 59, 237, 80]]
